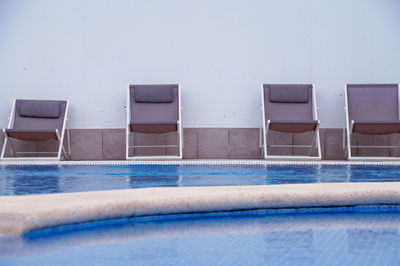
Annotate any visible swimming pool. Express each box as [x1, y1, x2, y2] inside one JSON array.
[[2, 164, 400, 195], [1, 163, 400, 265], [2, 209, 400, 265]]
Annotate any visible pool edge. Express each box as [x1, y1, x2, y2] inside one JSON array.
[[1, 182, 400, 237]]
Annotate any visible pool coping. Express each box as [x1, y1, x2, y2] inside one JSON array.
[[1, 182, 400, 237], [2, 159, 400, 166]]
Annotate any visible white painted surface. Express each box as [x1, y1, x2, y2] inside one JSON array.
[[0, 0, 399, 128]]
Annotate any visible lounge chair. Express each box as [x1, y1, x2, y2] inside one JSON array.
[[126, 84, 182, 159], [1, 99, 70, 160], [344, 83, 400, 160], [261, 84, 321, 159]]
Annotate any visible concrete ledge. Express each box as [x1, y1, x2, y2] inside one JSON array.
[[1, 182, 400, 237]]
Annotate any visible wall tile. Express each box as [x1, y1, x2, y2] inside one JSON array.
[[165, 131, 180, 156], [5, 127, 395, 161], [37, 140, 60, 158], [182, 128, 197, 159], [266, 131, 292, 156], [70, 129, 103, 160], [130, 132, 167, 157], [229, 128, 261, 159], [1, 135, 68, 159], [103, 129, 125, 160], [390, 134, 400, 157], [292, 131, 315, 157], [324, 128, 345, 160], [2, 139, 37, 158], [357, 134, 390, 157], [293, 130, 324, 158], [198, 128, 229, 159], [35, 129, 71, 159]]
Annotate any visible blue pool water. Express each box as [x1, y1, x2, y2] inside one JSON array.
[[1, 210, 400, 265], [2, 164, 400, 265], [1, 164, 400, 195]]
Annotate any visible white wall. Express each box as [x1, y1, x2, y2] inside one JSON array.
[[0, 0, 399, 128]]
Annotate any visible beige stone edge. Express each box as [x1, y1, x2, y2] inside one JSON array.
[[1, 182, 400, 237]]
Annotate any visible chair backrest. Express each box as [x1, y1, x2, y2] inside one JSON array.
[[129, 84, 179, 124], [12, 100, 67, 133], [263, 84, 314, 121], [346, 84, 399, 123]]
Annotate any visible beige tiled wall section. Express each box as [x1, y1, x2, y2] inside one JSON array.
[[1, 128, 400, 160], [324, 129, 345, 160], [1, 139, 55, 158], [355, 134, 390, 157], [182, 128, 197, 159], [198, 128, 230, 159], [70, 129, 103, 160], [0, 130, 72, 158], [103, 129, 125, 160], [229, 128, 260, 159]]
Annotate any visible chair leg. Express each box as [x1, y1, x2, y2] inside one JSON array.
[[342, 128, 346, 150], [177, 129, 181, 158], [67, 128, 71, 159], [61, 143, 68, 160], [263, 121, 270, 159], [8, 138, 17, 157], [346, 130, 353, 160], [132, 132, 135, 157], [259, 128, 263, 157], [308, 132, 317, 157]]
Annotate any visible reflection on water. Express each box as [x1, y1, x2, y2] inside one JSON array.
[[5, 166, 61, 195], [263, 230, 315, 264], [347, 229, 400, 263], [1, 212, 400, 265], [1, 164, 400, 195]]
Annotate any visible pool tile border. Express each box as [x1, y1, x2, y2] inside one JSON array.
[[2, 159, 400, 166]]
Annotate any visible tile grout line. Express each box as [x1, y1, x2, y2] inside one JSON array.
[[228, 128, 231, 159], [196, 128, 199, 159], [101, 129, 104, 160]]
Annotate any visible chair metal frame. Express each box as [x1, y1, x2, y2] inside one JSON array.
[[1, 100, 71, 161], [126, 84, 183, 160], [344, 83, 400, 161], [260, 84, 321, 160]]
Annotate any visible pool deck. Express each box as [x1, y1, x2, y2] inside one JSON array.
[[1, 182, 400, 237]]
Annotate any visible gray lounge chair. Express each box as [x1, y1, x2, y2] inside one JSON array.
[[261, 84, 321, 159], [345, 83, 400, 160], [1, 99, 70, 161], [126, 84, 182, 160]]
